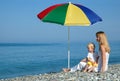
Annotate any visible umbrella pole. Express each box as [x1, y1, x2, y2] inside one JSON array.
[[68, 26, 70, 69]]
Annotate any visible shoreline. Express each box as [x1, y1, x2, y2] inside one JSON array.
[[0, 64, 120, 81]]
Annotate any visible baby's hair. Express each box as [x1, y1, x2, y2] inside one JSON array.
[[87, 42, 95, 50]]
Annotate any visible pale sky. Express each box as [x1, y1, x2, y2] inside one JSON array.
[[0, 0, 120, 43]]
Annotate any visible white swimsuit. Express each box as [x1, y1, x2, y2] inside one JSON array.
[[97, 51, 109, 72]]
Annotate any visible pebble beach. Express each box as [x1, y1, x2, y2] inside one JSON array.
[[0, 64, 120, 81]]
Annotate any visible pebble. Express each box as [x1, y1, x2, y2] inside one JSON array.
[[0, 64, 120, 81]]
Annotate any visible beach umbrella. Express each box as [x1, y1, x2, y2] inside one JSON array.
[[37, 2, 102, 68]]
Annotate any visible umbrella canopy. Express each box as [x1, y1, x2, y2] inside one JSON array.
[[37, 2, 102, 68], [37, 2, 102, 26]]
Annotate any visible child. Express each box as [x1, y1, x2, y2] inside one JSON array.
[[63, 42, 98, 72], [83, 43, 98, 72]]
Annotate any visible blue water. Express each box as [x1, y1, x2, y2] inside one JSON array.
[[0, 41, 120, 79]]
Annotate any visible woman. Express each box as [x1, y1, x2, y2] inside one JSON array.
[[96, 31, 110, 72]]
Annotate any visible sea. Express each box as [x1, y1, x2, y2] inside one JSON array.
[[0, 41, 120, 79]]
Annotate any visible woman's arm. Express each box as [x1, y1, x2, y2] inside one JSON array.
[[100, 45, 106, 72]]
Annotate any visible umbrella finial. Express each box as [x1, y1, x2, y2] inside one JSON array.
[[69, 2, 71, 4]]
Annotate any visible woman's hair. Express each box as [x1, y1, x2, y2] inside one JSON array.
[[87, 42, 95, 50], [96, 31, 110, 53]]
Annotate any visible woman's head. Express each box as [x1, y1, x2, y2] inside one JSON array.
[[87, 42, 95, 53], [96, 31, 106, 42], [96, 31, 110, 53]]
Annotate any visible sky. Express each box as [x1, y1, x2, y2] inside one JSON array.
[[0, 0, 120, 43]]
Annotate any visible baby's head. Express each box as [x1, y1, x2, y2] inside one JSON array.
[[87, 42, 95, 53]]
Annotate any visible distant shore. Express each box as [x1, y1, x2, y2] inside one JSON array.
[[0, 64, 120, 81]]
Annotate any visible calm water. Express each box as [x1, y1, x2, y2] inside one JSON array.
[[0, 41, 120, 79]]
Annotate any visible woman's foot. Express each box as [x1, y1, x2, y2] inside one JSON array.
[[63, 68, 70, 72]]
